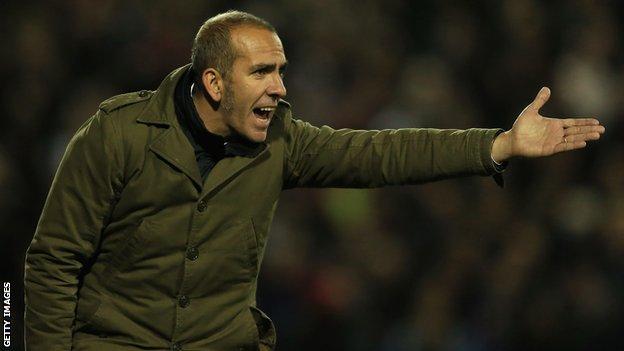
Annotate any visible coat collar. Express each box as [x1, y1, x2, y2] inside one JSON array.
[[136, 64, 188, 126]]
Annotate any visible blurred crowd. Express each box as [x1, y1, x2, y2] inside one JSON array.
[[2, 0, 623, 350]]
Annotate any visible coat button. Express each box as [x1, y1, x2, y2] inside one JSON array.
[[138, 90, 149, 97], [178, 295, 190, 308], [197, 200, 207, 212], [171, 342, 182, 351], [186, 247, 199, 261]]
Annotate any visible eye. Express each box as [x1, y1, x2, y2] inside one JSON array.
[[254, 67, 271, 76]]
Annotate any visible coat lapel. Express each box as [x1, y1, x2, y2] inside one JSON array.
[[149, 126, 203, 190], [201, 144, 270, 199], [136, 65, 203, 191]]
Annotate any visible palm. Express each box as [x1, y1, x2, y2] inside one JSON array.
[[508, 88, 604, 158], [512, 113, 566, 157]]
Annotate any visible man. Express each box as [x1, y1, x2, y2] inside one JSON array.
[[24, 10, 604, 351]]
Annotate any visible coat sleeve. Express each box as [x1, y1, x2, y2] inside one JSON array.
[[24, 110, 124, 350], [282, 115, 503, 189]]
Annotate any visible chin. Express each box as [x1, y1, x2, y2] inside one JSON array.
[[245, 131, 268, 143]]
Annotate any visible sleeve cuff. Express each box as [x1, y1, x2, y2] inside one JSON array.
[[481, 128, 507, 188]]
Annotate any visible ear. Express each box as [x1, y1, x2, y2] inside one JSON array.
[[201, 68, 224, 102]]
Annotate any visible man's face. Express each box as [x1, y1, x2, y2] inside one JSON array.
[[220, 26, 287, 143]]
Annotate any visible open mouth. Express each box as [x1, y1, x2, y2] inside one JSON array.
[[252, 107, 274, 121]]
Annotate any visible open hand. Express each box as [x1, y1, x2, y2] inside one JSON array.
[[491, 87, 605, 162]]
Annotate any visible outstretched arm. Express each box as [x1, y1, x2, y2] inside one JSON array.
[[491, 87, 605, 163]]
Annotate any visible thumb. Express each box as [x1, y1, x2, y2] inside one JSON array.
[[530, 86, 551, 111]]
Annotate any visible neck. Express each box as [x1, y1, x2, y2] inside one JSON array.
[[191, 85, 229, 137]]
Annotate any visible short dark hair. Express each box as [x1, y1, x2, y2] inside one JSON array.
[[191, 10, 276, 84]]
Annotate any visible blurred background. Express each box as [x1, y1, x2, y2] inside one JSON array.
[[2, 0, 623, 350]]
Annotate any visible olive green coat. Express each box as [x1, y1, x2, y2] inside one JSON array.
[[24, 65, 502, 350]]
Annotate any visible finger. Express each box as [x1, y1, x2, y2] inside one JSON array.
[[563, 125, 606, 136], [530, 87, 551, 111], [554, 140, 587, 153], [562, 132, 602, 143], [562, 118, 601, 127]]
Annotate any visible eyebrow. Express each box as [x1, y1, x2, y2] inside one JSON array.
[[250, 61, 289, 72]]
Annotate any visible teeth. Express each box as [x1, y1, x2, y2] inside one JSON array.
[[258, 107, 274, 112]]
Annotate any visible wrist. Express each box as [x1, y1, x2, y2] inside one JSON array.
[[491, 130, 512, 163]]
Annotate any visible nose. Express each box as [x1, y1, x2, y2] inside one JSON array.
[[267, 73, 287, 99]]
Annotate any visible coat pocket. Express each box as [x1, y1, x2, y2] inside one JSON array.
[[250, 305, 277, 351], [243, 218, 260, 279], [74, 218, 154, 335], [73, 284, 104, 333], [99, 218, 150, 287], [72, 290, 112, 337], [74, 219, 148, 331]]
